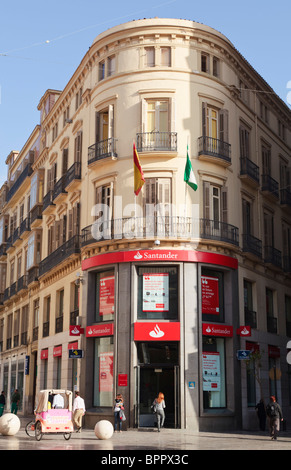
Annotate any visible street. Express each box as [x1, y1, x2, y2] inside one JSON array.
[[1, 417, 291, 454]]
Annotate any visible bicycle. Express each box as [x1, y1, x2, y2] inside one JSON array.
[[25, 419, 36, 437]]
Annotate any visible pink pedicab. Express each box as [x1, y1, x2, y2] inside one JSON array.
[[34, 389, 74, 441]]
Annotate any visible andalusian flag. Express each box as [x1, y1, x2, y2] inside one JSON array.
[[184, 146, 197, 191], [133, 143, 145, 195]]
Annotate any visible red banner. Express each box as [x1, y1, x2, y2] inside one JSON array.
[[86, 323, 114, 337], [134, 322, 180, 341], [99, 275, 115, 316], [202, 323, 233, 337], [201, 276, 219, 315]]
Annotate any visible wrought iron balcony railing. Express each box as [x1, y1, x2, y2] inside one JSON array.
[[261, 174, 279, 199], [136, 132, 177, 152], [7, 163, 33, 202], [65, 161, 81, 188], [198, 136, 231, 164], [81, 216, 239, 247], [88, 138, 117, 165], [240, 157, 260, 184], [264, 245, 282, 268], [242, 233, 262, 258], [39, 235, 81, 277], [42, 190, 55, 212]]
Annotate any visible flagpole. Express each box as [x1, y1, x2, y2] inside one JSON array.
[[184, 139, 189, 219]]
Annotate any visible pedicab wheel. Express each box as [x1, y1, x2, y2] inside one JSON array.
[[35, 421, 43, 441], [25, 420, 35, 437], [64, 433, 71, 440]]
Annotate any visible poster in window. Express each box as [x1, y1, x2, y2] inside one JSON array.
[[142, 273, 169, 312], [99, 275, 115, 316], [99, 351, 113, 392], [202, 352, 221, 391], [201, 276, 219, 315]]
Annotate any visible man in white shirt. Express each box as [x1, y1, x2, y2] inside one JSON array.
[[52, 393, 64, 409], [73, 391, 86, 432]]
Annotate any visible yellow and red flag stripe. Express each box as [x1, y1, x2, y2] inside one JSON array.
[[133, 143, 145, 195]]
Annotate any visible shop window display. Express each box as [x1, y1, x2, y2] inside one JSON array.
[[202, 336, 226, 409]]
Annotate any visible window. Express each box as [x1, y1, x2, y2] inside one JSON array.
[[95, 270, 115, 322], [266, 288, 277, 334], [33, 299, 39, 341], [75, 87, 83, 111], [56, 289, 64, 334], [107, 56, 116, 76], [146, 100, 168, 133], [203, 182, 228, 228], [213, 57, 219, 77], [145, 47, 155, 67], [202, 103, 229, 143], [63, 106, 70, 127], [144, 177, 172, 236], [30, 170, 44, 210], [278, 119, 286, 141], [202, 336, 226, 409], [26, 231, 42, 270], [52, 122, 58, 142], [93, 336, 114, 407], [201, 53, 209, 73], [137, 266, 178, 320], [160, 47, 171, 66], [260, 102, 269, 123], [74, 131, 83, 163], [244, 280, 256, 328], [261, 144, 271, 176], [43, 296, 50, 337], [201, 268, 224, 323], [263, 210, 274, 249], [99, 61, 105, 81]]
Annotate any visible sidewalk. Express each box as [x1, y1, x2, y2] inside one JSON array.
[[0, 416, 290, 451]]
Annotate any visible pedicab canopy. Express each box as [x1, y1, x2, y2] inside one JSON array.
[[35, 389, 73, 412]]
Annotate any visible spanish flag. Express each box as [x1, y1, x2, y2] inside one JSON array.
[[133, 143, 145, 195]]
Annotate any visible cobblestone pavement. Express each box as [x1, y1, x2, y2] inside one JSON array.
[[0, 416, 291, 454]]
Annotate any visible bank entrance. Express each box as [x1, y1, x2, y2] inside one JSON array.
[[135, 342, 180, 428]]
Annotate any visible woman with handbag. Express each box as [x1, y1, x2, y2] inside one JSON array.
[[152, 392, 165, 432], [114, 393, 125, 432]]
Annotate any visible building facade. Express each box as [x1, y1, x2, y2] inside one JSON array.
[[0, 18, 290, 432]]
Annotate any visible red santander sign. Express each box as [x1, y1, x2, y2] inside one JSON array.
[[202, 323, 233, 337], [134, 322, 180, 341]]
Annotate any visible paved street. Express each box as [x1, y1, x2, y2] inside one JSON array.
[[0, 416, 291, 454]]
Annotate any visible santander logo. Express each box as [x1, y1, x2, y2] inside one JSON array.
[[149, 324, 165, 338]]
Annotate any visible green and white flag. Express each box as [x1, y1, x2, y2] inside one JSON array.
[[184, 147, 197, 191]]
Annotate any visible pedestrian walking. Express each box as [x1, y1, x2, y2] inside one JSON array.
[[0, 391, 5, 417], [152, 392, 166, 432], [255, 399, 266, 431], [266, 395, 283, 440], [114, 393, 124, 432], [11, 389, 20, 415], [73, 391, 86, 432]]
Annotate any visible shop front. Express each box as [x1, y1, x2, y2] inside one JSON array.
[[81, 248, 241, 431]]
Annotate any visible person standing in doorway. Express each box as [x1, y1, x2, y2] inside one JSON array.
[[73, 391, 86, 432], [266, 395, 283, 440], [0, 391, 5, 416], [11, 389, 20, 415], [152, 392, 166, 432]]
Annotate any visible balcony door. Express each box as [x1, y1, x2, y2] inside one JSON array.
[[144, 178, 171, 236]]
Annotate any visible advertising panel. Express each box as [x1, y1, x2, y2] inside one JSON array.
[[201, 276, 219, 315], [99, 275, 115, 316], [202, 351, 221, 391], [142, 273, 169, 312], [99, 351, 113, 392], [134, 322, 180, 341]]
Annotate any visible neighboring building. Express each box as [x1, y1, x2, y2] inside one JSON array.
[[0, 18, 290, 432]]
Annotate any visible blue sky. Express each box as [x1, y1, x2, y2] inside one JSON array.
[[0, 0, 290, 186]]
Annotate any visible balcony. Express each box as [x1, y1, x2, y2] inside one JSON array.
[[39, 235, 81, 277], [65, 161, 81, 191], [244, 308, 257, 329], [267, 316, 277, 334], [242, 233, 262, 259], [0, 293, 3, 305], [19, 217, 30, 238], [43, 321, 49, 337], [283, 256, 291, 273], [261, 174, 279, 201], [17, 275, 28, 293], [30, 204, 43, 228], [27, 266, 39, 285], [55, 316, 63, 334], [3, 287, 9, 302], [82, 216, 239, 247], [7, 162, 33, 202], [0, 243, 7, 260], [240, 157, 260, 187], [42, 190, 55, 214], [70, 308, 79, 325], [12, 227, 21, 247], [264, 245, 282, 269], [280, 188, 291, 210], [198, 136, 231, 166], [136, 132, 177, 153], [53, 175, 67, 203], [88, 138, 117, 166], [10, 281, 17, 298]]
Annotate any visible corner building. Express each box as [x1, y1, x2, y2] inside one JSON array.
[[0, 18, 290, 432]]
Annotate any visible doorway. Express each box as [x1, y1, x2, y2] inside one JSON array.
[[135, 342, 180, 428]]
